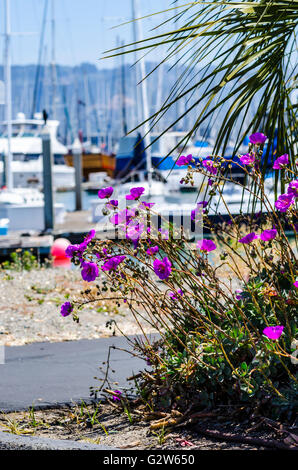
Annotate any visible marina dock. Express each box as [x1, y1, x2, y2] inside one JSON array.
[[0, 205, 261, 259], [0, 233, 53, 258]]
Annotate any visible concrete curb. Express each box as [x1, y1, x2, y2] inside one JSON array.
[[0, 397, 106, 414], [0, 431, 118, 450], [0, 394, 138, 414]]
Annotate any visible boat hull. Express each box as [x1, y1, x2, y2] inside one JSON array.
[[0, 160, 75, 190], [0, 203, 65, 231], [64, 153, 115, 179]]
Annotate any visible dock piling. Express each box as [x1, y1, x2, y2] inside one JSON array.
[[72, 138, 83, 211], [42, 127, 54, 230]]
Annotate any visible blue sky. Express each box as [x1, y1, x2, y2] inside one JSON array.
[[0, 0, 174, 67]]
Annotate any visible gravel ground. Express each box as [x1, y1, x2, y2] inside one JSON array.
[[0, 266, 154, 346]]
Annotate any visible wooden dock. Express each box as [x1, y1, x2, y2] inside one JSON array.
[[0, 210, 111, 257], [1, 205, 291, 258], [54, 210, 118, 243], [0, 208, 237, 257], [0, 233, 53, 258], [54, 210, 93, 242], [0, 211, 91, 258]]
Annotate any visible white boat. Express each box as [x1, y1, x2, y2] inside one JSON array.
[[0, 113, 75, 189], [82, 171, 113, 192], [0, 187, 65, 231]]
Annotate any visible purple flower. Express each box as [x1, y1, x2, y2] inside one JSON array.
[[101, 255, 126, 272], [110, 213, 119, 225], [288, 180, 298, 198], [79, 240, 88, 250], [60, 301, 73, 317], [294, 281, 298, 288], [110, 208, 136, 226], [168, 289, 183, 300], [238, 232, 258, 244], [196, 200, 208, 209], [249, 133, 267, 145], [191, 201, 208, 221], [235, 289, 243, 300], [145, 357, 151, 366], [153, 257, 172, 280], [197, 239, 217, 252], [95, 247, 108, 260], [208, 178, 214, 186], [275, 193, 294, 212], [81, 261, 99, 282], [159, 228, 169, 240], [263, 325, 284, 340], [98, 186, 114, 199], [146, 246, 159, 256], [126, 187, 145, 200], [106, 199, 118, 209], [126, 223, 144, 241], [260, 229, 277, 241], [65, 241, 88, 262], [273, 154, 289, 169], [202, 158, 217, 175], [112, 390, 122, 402], [176, 154, 193, 166], [126, 223, 144, 249], [239, 153, 255, 165], [140, 201, 155, 209], [126, 208, 137, 220], [85, 229, 96, 243], [65, 244, 80, 258], [191, 209, 197, 221]]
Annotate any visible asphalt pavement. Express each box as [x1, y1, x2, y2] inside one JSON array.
[[0, 336, 149, 412]]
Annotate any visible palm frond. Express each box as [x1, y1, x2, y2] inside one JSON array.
[[105, 0, 298, 180]]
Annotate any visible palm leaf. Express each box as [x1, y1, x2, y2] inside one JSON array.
[[104, 0, 298, 186]]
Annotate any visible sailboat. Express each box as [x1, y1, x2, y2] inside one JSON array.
[[112, 1, 213, 195], [0, 0, 66, 232], [64, 71, 116, 181]]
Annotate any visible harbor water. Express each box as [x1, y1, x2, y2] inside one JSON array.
[[55, 189, 200, 213]]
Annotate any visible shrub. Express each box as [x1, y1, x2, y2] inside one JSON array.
[[1, 250, 39, 271], [61, 134, 297, 418]]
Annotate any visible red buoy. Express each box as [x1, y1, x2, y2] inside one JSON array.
[[51, 238, 71, 267]]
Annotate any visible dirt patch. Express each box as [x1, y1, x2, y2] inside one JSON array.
[[0, 403, 295, 450]]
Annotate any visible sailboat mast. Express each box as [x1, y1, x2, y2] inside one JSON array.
[[31, 0, 49, 118], [4, 0, 13, 190], [132, 0, 152, 192], [174, 0, 180, 131], [51, 0, 57, 119], [120, 40, 128, 136], [83, 74, 91, 142], [131, 0, 141, 128]]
